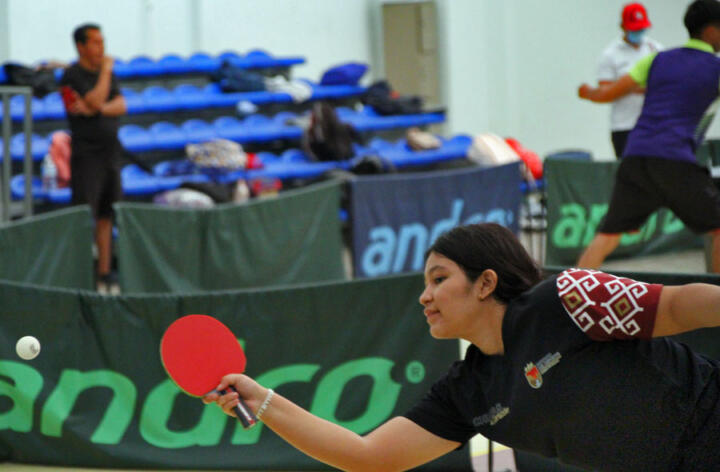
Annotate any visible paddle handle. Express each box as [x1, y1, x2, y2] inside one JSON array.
[[223, 387, 258, 428]]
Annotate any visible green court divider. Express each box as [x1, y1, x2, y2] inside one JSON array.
[[0, 273, 471, 471], [115, 181, 346, 293], [0, 206, 94, 290], [544, 159, 702, 267]]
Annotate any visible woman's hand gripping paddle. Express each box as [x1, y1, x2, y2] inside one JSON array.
[[160, 314, 258, 428]]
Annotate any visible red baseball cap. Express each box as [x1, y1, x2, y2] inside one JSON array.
[[622, 3, 652, 31]]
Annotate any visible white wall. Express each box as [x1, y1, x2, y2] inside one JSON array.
[[195, 0, 373, 82], [2, 0, 716, 160], [438, 0, 693, 161], [2, 0, 372, 83]]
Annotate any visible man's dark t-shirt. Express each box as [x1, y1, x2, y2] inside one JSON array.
[[59, 63, 123, 214], [59, 63, 121, 157]]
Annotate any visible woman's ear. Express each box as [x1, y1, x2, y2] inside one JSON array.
[[475, 269, 498, 301]]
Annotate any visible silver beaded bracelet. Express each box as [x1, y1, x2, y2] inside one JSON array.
[[256, 388, 275, 420]]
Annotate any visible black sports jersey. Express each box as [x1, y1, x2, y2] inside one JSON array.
[[59, 63, 121, 149], [404, 269, 720, 471]]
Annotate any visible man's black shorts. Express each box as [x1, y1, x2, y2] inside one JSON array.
[[70, 149, 122, 219], [599, 156, 720, 234]]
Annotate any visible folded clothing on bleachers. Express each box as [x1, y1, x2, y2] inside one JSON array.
[[362, 80, 424, 115]]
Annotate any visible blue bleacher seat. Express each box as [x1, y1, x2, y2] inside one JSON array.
[[120, 88, 148, 114], [245, 49, 304, 68], [202, 82, 235, 107], [122, 163, 151, 178], [243, 114, 272, 126], [42, 92, 66, 120], [181, 119, 216, 143], [368, 137, 393, 151], [334, 106, 356, 119], [128, 55, 163, 77], [244, 49, 272, 61], [10, 94, 45, 121], [159, 54, 192, 75], [142, 86, 176, 113], [272, 111, 298, 125], [218, 51, 243, 66], [154, 159, 196, 177], [256, 151, 279, 164], [281, 149, 310, 163], [150, 121, 186, 150], [112, 59, 132, 79], [10, 133, 48, 161], [119, 125, 153, 153], [173, 84, 208, 110], [10, 175, 46, 201], [213, 116, 244, 141], [242, 114, 295, 142], [0, 67, 7, 84], [188, 52, 220, 73]]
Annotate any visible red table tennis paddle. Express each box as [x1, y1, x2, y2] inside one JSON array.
[[160, 314, 257, 428]]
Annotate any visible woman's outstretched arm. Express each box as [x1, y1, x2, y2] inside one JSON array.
[[204, 374, 460, 472]]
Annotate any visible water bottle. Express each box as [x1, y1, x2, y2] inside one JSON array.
[[41, 154, 57, 191]]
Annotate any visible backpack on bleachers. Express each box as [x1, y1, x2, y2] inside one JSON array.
[[210, 60, 266, 93], [302, 102, 359, 162], [320, 62, 368, 86], [362, 80, 424, 116], [4, 63, 57, 98]]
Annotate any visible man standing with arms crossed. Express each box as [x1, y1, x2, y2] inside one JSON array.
[[60, 24, 126, 293]]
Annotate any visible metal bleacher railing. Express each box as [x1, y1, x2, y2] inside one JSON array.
[[0, 85, 33, 221]]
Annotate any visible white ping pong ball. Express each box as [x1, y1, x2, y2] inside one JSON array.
[[16, 336, 41, 360]]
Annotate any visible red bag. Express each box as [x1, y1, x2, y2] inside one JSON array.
[[505, 137, 543, 179]]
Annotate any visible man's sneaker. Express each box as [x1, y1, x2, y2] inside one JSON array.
[[97, 273, 120, 295]]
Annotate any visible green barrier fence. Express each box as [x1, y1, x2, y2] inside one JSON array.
[[0, 206, 94, 290], [115, 181, 346, 293], [544, 159, 702, 267], [0, 274, 471, 470]]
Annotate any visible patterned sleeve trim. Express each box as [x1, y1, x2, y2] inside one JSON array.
[[556, 268, 663, 340]]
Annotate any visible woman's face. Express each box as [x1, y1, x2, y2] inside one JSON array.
[[419, 252, 484, 340]]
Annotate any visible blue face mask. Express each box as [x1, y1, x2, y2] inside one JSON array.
[[626, 30, 646, 45]]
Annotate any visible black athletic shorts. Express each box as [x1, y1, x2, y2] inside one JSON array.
[[611, 130, 630, 159], [599, 156, 720, 234], [70, 144, 123, 219]]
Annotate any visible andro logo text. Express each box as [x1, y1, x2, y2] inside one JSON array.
[[360, 199, 514, 276], [0, 356, 423, 449]]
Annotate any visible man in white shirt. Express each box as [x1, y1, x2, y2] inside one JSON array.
[[596, 2, 662, 158]]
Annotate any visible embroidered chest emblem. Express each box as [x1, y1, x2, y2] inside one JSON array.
[[524, 352, 562, 389], [524, 363, 542, 388]]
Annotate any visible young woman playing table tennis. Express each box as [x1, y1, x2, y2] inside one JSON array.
[[204, 222, 720, 471]]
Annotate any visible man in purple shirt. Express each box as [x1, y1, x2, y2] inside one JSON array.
[[576, 0, 720, 272]]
